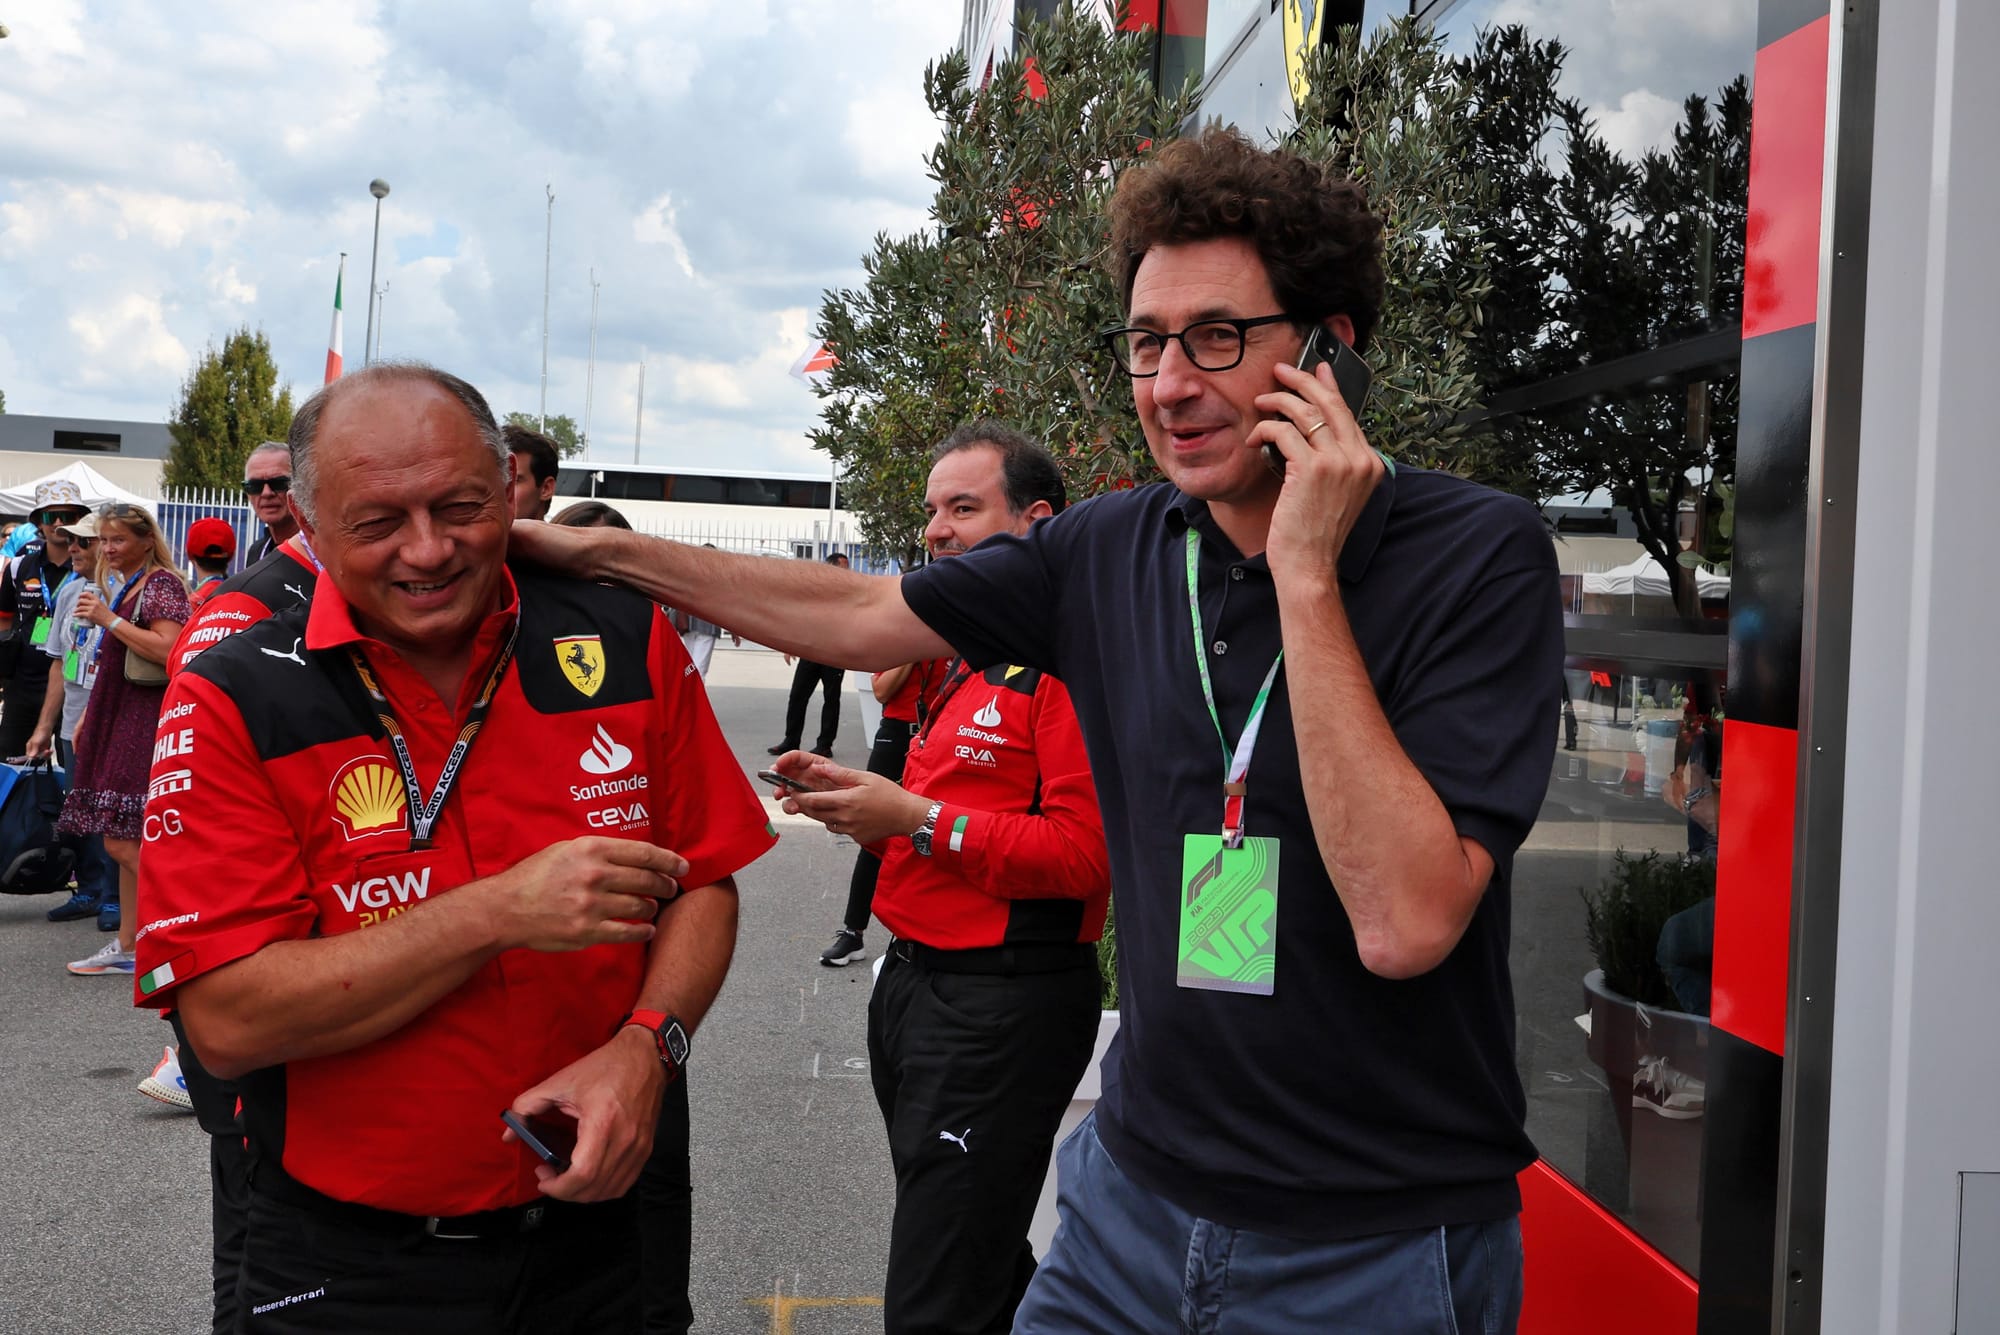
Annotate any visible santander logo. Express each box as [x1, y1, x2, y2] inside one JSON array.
[[972, 696, 1003, 728], [579, 725, 634, 776]]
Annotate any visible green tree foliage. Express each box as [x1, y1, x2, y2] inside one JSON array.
[[1456, 27, 1748, 614], [0, 389, 7, 413], [164, 329, 295, 490], [1291, 18, 1494, 480], [504, 412, 585, 457], [811, 5, 1193, 555]]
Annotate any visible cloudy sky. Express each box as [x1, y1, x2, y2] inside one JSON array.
[[0, 1, 960, 475]]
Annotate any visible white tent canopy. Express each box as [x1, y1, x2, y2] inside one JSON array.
[[1581, 553, 1730, 600], [0, 461, 152, 515]]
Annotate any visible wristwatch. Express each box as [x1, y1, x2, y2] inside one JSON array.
[[619, 1009, 690, 1081], [910, 800, 945, 857]]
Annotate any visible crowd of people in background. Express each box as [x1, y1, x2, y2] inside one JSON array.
[[0, 472, 252, 1112]]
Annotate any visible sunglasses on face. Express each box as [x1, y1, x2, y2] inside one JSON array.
[[244, 476, 293, 496]]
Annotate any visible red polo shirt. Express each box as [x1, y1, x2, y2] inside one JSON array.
[[870, 661, 1108, 950], [133, 565, 775, 1215]]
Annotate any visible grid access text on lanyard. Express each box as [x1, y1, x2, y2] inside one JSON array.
[[1186, 529, 1282, 849], [346, 623, 519, 851]]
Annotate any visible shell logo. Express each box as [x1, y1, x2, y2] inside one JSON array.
[[329, 757, 408, 841]]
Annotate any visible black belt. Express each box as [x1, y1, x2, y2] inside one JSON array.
[[252, 1160, 583, 1241], [887, 938, 1095, 976]]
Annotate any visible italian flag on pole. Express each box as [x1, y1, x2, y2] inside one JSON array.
[[324, 253, 347, 384]]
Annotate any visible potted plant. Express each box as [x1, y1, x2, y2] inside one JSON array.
[[1581, 851, 1715, 1136]]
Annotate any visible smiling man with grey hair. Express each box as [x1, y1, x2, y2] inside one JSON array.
[[135, 361, 771, 1333]]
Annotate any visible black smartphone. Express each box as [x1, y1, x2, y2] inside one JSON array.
[[501, 1109, 576, 1172], [1265, 327, 1373, 476], [755, 767, 826, 795]]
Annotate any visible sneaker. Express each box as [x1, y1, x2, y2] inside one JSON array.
[[96, 900, 120, 933], [819, 928, 866, 968], [810, 744, 834, 759], [46, 891, 101, 923], [1633, 1055, 1706, 1119], [67, 941, 135, 976], [138, 1046, 193, 1112]]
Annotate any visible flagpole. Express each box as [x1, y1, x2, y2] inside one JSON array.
[[633, 355, 645, 465], [540, 183, 554, 430], [583, 269, 599, 459], [364, 180, 390, 368]]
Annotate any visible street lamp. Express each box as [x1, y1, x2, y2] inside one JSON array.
[[363, 178, 390, 367]]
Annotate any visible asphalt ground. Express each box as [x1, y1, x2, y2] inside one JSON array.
[[0, 648, 895, 1334]]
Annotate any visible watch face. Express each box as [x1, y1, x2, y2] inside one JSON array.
[[664, 1022, 690, 1066]]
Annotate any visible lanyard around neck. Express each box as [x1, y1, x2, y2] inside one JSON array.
[[346, 622, 519, 850], [1185, 529, 1282, 847]]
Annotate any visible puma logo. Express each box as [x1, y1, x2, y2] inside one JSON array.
[[283, 583, 307, 603], [260, 637, 306, 667], [938, 1128, 972, 1153]]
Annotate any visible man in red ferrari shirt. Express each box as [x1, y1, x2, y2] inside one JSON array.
[[769, 422, 1110, 1335], [134, 364, 774, 1334]]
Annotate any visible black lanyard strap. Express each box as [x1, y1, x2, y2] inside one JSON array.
[[346, 623, 519, 850]]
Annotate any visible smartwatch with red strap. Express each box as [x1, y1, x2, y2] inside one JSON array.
[[619, 1009, 690, 1082]]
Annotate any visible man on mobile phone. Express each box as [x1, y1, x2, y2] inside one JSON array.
[[133, 364, 774, 1334], [765, 423, 1110, 1335], [511, 126, 1561, 1332]]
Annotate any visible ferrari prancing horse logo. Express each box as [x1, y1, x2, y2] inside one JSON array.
[[555, 635, 605, 697]]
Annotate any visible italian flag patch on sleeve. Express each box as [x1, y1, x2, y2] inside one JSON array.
[[138, 954, 190, 997]]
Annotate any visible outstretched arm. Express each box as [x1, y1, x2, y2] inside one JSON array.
[[511, 522, 950, 671]]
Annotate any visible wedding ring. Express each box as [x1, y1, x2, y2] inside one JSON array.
[[1303, 419, 1327, 437]]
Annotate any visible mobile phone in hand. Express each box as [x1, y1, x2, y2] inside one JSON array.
[[501, 1109, 576, 1173], [1265, 327, 1373, 476], [756, 767, 827, 795]]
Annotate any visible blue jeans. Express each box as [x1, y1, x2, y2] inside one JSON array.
[[1013, 1114, 1522, 1335], [56, 736, 116, 902]]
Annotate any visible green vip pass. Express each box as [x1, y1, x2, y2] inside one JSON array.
[[1177, 834, 1280, 995]]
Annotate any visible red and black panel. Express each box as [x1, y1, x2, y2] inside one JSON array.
[[1699, 5, 1829, 1329]]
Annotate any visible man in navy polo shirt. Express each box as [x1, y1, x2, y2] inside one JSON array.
[[517, 125, 1561, 1331]]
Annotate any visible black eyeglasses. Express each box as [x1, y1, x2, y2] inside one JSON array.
[[1100, 314, 1298, 377], [244, 476, 293, 496]]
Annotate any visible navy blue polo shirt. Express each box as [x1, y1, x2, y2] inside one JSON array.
[[899, 465, 1563, 1241]]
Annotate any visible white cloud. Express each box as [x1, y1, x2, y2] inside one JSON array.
[[0, 0, 959, 471], [1594, 89, 1687, 163], [633, 194, 698, 280], [67, 295, 189, 384]]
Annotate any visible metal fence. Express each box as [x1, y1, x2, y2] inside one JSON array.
[[129, 490, 907, 578]]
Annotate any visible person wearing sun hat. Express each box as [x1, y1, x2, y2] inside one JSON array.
[[26, 509, 122, 932], [0, 480, 92, 760]]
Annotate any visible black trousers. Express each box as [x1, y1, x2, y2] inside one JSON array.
[[841, 717, 915, 933], [638, 1073, 693, 1335], [867, 948, 1101, 1335], [170, 1012, 249, 1335], [779, 659, 844, 751], [235, 1186, 638, 1334]]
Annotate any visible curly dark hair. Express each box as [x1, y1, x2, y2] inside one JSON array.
[[1106, 127, 1387, 350]]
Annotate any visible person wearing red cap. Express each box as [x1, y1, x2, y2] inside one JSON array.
[[184, 518, 236, 613]]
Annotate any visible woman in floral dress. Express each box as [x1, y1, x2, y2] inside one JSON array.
[[59, 503, 188, 977]]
